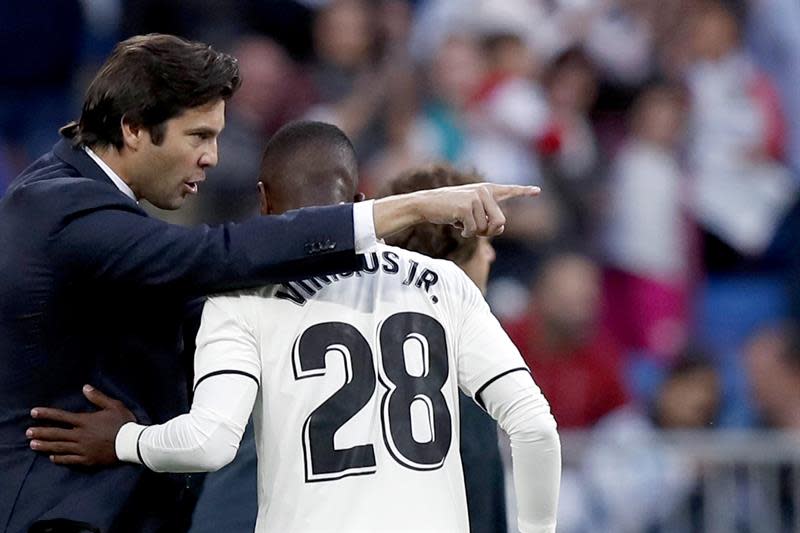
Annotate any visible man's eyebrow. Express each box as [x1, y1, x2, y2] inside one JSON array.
[[185, 126, 219, 135]]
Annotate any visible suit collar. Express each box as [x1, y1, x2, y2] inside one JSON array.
[[54, 138, 114, 186], [53, 138, 139, 204]]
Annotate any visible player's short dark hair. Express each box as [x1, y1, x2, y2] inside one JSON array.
[[61, 33, 241, 149], [260, 120, 357, 182], [261, 121, 356, 173], [380, 165, 483, 264]]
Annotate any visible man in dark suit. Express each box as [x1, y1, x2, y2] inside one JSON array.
[[0, 34, 536, 533]]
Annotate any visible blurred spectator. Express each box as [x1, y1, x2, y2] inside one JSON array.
[[602, 84, 693, 360], [542, 47, 603, 243], [583, 0, 656, 87], [742, 321, 800, 531], [685, 1, 796, 261], [305, 0, 414, 166], [745, 322, 800, 429], [464, 31, 554, 187], [459, 19, 565, 283], [196, 36, 310, 225], [406, 33, 484, 165], [504, 251, 628, 429], [559, 353, 720, 533], [653, 355, 721, 429], [746, 0, 800, 180]]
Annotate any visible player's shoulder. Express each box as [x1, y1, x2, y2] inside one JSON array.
[[204, 287, 269, 318]]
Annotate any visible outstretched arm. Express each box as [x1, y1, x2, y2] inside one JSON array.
[[373, 183, 541, 239]]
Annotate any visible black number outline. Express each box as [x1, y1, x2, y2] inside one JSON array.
[[292, 313, 452, 482], [376, 312, 452, 471], [292, 322, 377, 483]]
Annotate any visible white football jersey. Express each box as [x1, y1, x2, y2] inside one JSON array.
[[192, 244, 531, 532]]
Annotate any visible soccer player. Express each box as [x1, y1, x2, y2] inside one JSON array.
[[29, 121, 561, 532]]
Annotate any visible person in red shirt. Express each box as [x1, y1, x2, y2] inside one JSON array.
[[504, 251, 628, 428]]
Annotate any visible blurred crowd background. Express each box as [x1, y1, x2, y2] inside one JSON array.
[[3, 0, 800, 531]]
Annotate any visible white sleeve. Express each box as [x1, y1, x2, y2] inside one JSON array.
[[481, 371, 561, 533], [115, 295, 261, 472], [453, 271, 560, 533], [352, 199, 378, 253], [454, 270, 530, 397]]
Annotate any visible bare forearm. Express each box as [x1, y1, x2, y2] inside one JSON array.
[[373, 193, 424, 238], [372, 182, 541, 239]]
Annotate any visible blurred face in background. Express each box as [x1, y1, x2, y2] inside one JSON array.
[[656, 366, 720, 428], [230, 37, 293, 127], [547, 58, 598, 115], [314, 0, 374, 69], [429, 35, 486, 109], [745, 327, 800, 428], [631, 88, 686, 148], [455, 238, 495, 295], [690, 6, 739, 62], [534, 254, 601, 343], [485, 35, 540, 79]]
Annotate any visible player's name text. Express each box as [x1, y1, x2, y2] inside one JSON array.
[[275, 250, 440, 306]]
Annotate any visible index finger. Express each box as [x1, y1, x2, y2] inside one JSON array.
[[488, 184, 541, 202], [480, 190, 506, 237], [30, 407, 82, 427]]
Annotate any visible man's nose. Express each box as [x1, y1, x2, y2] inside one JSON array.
[[199, 141, 218, 168]]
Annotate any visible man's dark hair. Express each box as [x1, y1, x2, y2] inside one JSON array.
[[380, 165, 483, 264], [259, 121, 358, 211], [61, 33, 241, 149]]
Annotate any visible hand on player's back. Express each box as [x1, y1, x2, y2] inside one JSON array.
[[26, 385, 135, 466], [374, 183, 541, 239]]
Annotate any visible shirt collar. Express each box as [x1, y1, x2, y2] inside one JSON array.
[[83, 146, 138, 202]]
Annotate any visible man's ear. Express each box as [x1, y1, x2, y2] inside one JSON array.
[[257, 182, 271, 215], [353, 192, 365, 203], [120, 116, 144, 151]]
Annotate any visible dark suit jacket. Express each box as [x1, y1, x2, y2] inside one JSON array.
[[0, 139, 362, 532]]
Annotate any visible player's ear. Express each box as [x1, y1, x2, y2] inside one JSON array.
[[257, 182, 271, 215], [353, 192, 365, 203]]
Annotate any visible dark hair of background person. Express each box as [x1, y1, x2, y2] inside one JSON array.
[[379, 164, 483, 264], [61, 33, 242, 150], [258, 120, 359, 211]]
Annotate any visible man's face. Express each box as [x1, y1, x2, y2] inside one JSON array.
[[536, 256, 600, 341], [129, 99, 225, 210], [458, 238, 495, 294]]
